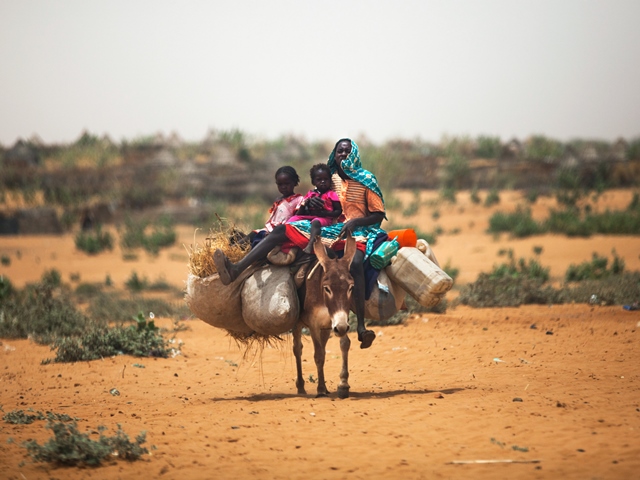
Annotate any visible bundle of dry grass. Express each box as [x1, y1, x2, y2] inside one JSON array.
[[186, 217, 251, 278]]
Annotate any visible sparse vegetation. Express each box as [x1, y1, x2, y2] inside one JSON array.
[[119, 215, 176, 255], [45, 312, 172, 363], [483, 188, 500, 207], [488, 207, 544, 237], [24, 421, 148, 466], [565, 251, 625, 282], [0, 272, 96, 343], [75, 225, 113, 254]]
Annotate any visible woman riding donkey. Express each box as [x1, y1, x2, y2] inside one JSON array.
[[213, 138, 386, 349]]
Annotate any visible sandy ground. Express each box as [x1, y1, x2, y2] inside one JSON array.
[[1, 189, 639, 479]]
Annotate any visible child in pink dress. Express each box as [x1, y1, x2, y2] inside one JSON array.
[[288, 163, 342, 253]]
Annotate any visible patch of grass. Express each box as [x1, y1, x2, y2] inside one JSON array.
[[470, 188, 481, 204], [148, 276, 173, 291], [23, 421, 148, 466], [483, 188, 500, 207], [402, 191, 421, 217], [75, 225, 113, 255], [525, 189, 539, 204], [456, 274, 561, 308], [488, 207, 545, 238], [45, 312, 172, 363], [489, 250, 550, 283], [119, 215, 176, 255], [125, 271, 147, 292], [440, 187, 457, 203], [4, 409, 77, 425], [0, 274, 97, 344], [455, 253, 556, 307], [565, 250, 625, 282], [74, 282, 106, 303], [559, 272, 640, 305]]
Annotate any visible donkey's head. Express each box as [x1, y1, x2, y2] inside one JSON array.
[[312, 233, 357, 337]]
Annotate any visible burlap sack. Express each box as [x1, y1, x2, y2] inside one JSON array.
[[184, 271, 255, 336], [364, 269, 407, 321], [241, 265, 300, 336]]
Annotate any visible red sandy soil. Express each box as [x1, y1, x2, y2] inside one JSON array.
[[1, 189, 639, 479]]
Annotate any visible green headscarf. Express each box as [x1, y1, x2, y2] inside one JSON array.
[[327, 138, 384, 204]]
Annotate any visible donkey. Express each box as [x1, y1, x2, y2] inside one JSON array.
[[292, 233, 357, 398]]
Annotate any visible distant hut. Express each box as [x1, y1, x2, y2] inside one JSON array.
[[502, 138, 523, 159], [151, 148, 179, 167], [3, 139, 40, 167], [611, 138, 628, 161], [559, 145, 579, 169], [166, 131, 183, 149], [579, 143, 599, 163]]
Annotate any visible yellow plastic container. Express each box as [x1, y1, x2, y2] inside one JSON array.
[[385, 246, 453, 307]]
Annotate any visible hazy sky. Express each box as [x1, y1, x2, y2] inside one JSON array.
[[1, 0, 639, 146]]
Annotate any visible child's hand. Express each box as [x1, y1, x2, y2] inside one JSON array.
[[306, 196, 324, 211]]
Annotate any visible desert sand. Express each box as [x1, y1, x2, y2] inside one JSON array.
[[1, 189, 639, 480]]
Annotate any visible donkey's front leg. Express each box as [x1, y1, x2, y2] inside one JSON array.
[[312, 328, 332, 397], [292, 323, 306, 395], [337, 334, 351, 399]]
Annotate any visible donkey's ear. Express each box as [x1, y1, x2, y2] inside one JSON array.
[[342, 232, 357, 265], [312, 236, 330, 263]]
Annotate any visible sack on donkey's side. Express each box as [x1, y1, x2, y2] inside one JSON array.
[[241, 264, 300, 336]]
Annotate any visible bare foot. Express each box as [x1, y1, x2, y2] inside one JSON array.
[[213, 249, 237, 285], [302, 244, 314, 254]]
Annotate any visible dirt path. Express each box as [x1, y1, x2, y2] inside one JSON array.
[[1, 189, 639, 479]]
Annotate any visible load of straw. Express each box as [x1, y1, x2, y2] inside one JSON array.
[[185, 216, 251, 278]]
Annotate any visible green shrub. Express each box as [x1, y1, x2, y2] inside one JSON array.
[[0, 276, 96, 343], [525, 189, 539, 204], [75, 226, 113, 255], [402, 191, 421, 217], [119, 216, 176, 255], [524, 135, 564, 162], [475, 135, 501, 159], [440, 187, 457, 203], [24, 421, 148, 466], [544, 208, 594, 237], [487, 207, 545, 237], [46, 315, 172, 363], [483, 188, 500, 207], [559, 272, 640, 305], [455, 252, 555, 307], [456, 274, 561, 307], [125, 271, 147, 292], [565, 251, 625, 282], [74, 282, 105, 302], [488, 250, 550, 283], [4, 410, 76, 425], [0, 275, 13, 300], [470, 188, 481, 204]]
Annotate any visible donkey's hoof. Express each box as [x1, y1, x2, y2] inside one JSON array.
[[358, 329, 376, 349], [337, 386, 350, 399], [315, 392, 329, 398]]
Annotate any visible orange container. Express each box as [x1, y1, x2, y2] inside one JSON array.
[[386, 228, 417, 248]]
